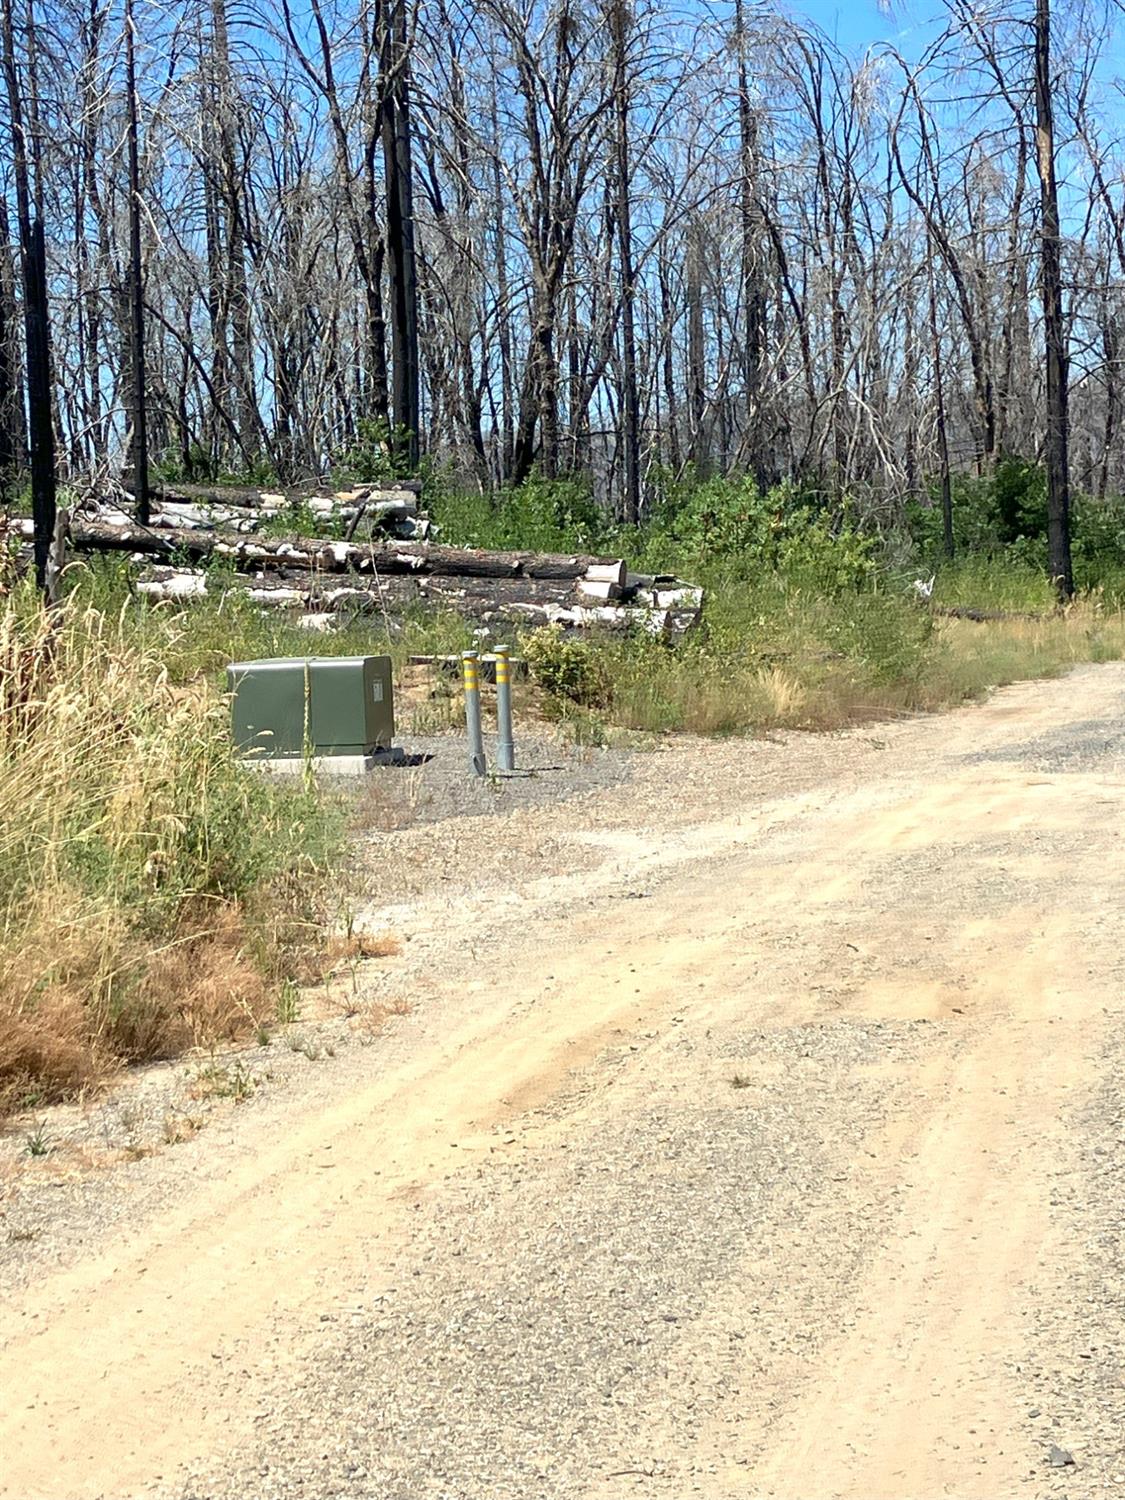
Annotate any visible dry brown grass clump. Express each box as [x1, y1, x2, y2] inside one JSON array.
[[0, 588, 334, 1115]]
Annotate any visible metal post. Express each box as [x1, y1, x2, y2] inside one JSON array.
[[495, 643, 515, 773], [462, 651, 486, 776]]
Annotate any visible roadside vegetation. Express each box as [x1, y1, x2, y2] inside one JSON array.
[[3, 458, 1124, 1115], [429, 463, 1125, 739], [0, 580, 341, 1116]]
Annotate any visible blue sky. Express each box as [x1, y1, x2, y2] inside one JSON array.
[[787, 0, 940, 56], [790, 0, 1125, 83]]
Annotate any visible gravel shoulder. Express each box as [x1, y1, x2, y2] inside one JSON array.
[[2, 665, 1124, 1500]]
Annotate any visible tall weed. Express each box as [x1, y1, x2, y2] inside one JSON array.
[[0, 584, 340, 1114]]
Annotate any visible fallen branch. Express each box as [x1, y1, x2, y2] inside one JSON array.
[[934, 604, 1050, 623]]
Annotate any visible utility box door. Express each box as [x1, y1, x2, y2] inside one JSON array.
[[227, 655, 394, 758], [308, 655, 394, 753]]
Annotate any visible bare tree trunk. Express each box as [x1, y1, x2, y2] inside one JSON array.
[[1034, 0, 1073, 597], [734, 0, 767, 490], [380, 0, 420, 466], [996, 130, 1028, 456], [902, 281, 919, 502], [1099, 303, 1118, 499], [928, 255, 954, 558], [211, 0, 262, 464], [686, 227, 707, 472], [609, 0, 639, 521], [200, 66, 227, 470], [0, 193, 25, 480], [1, 0, 54, 587], [490, 89, 513, 481], [124, 0, 148, 522], [658, 254, 680, 473]]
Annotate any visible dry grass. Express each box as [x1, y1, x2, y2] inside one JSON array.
[[350, 995, 412, 1040], [753, 665, 808, 722], [594, 595, 1125, 738], [290, 930, 404, 1025], [323, 931, 402, 963], [0, 587, 337, 1116]]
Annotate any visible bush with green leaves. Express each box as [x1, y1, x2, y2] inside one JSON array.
[[154, 450, 278, 487], [332, 416, 414, 483], [824, 593, 937, 683], [644, 475, 876, 592], [431, 473, 614, 554], [257, 499, 342, 541], [906, 456, 1125, 600], [906, 456, 1047, 559], [521, 625, 612, 707]]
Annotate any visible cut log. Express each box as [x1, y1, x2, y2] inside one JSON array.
[[577, 578, 624, 602], [130, 563, 702, 639], [933, 604, 1046, 623], [135, 572, 207, 599], [135, 565, 578, 611], [16, 516, 626, 583], [149, 496, 418, 534], [121, 476, 424, 506], [652, 585, 704, 610], [584, 560, 627, 588]]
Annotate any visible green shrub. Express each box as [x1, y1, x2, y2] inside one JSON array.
[[258, 499, 342, 541], [521, 625, 612, 707], [644, 476, 875, 591], [994, 456, 1048, 542], [824, 593, 936, 683], [432, 473, 614, 554], [332, 416, 414, 482]]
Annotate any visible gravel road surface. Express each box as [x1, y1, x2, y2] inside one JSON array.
[[2, 665, 1124, 1500]]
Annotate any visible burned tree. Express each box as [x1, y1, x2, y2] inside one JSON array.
[[1033, 0, 1073, 596], [124, 0, 149, 524], [0, 0, 54, 588]]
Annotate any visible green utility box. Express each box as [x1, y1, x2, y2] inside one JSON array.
[[227, 655, 394, 760]]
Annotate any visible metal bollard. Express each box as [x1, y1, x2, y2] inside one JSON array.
[[462, 651, 487, 776], [495, 643, 515, 773]]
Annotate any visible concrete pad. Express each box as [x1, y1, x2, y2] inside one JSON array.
[[247, 746, 406, 776]]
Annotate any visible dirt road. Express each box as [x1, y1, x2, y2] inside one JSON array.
[[2, 665, 1124, 1500]]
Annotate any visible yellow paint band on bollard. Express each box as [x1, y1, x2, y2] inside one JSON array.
[[462, 665, 479, 691], [495, 661, 509, 685]]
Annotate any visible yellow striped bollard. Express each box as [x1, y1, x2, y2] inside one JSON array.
[[495, 643, 515, 773], [462, 651, 486, 776]]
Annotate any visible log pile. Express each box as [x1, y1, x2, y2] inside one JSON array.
[[6, 484, 704, 638], [129, 561, 703, 637], [110, 477, 429, 540]]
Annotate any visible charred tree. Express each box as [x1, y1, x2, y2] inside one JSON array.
[[0, 193, 24, 481], [124, 0, 149, 524], [380, 0, 420, 466], [1, 0, 54, 587], [927, 255, 954, 558], [1033, 0, 1073, 597], [609, 0, 639, 522], [734, 0, 768, 491]]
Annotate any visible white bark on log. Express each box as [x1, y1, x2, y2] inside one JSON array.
[[129, 565, 701, 636], [120, 478, 424, 507], [14, 516, 625, 582], [584, 561, 628, 587], [577, 578, 624, 601], [148, 497, 418, 534]]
